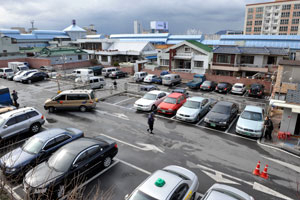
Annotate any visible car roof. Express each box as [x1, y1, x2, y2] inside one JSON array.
[[168, 93, 183, 98], [90, 76, 104, 79], [206, 184, 253, 200], [218, 82, 230, 84], [215, 101, 234, 107], [148, 90, 164, 95], [233, 83, 244, 86], [31, 128, 74, 142], [165, 74, 178, 77], [60, 89, 93, 95], [139, 169, 183, 200], [244, 105, 263, 113], [187, 96, 205, 102], [0, 107, 37, 118]]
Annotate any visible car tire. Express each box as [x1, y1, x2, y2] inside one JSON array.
[[79, 106, 87, 112], [151, 105, 156, 111], [196, 115, 201, 122], [30, 123, 41, 134], [103, 156, 112, 168], [49, 107, 55, 113]]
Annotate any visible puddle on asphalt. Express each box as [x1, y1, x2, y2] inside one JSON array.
[[46, 118, 57, 123]]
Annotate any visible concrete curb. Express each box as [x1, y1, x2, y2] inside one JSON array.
[[257, 139, 300, 158]]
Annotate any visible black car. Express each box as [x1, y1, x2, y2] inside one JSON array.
[[21, 72, 49, 84], [140, 85, 159, 91], [109, 70, 127, 79], [204, 101, 239, 129], [89, 65, 104, 76], [248, 84, 265, 98], [215, 82, 232, 93], [200, 81, 217, 91], [23, 137, 118, 199]]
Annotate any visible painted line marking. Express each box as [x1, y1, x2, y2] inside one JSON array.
[[95, 110, 129, 120], [262, 156, 300, 173], [116, 158, 151, 175], [12, 184, 22, 191], [100, 101, 135, 111], [257, 140, 300, 159], [114, 97, 136, 105], [196, 118, 204, 126], [225, 115, 239, 133]]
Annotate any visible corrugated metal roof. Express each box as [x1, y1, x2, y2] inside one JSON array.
[[220, 35, 300, 41], [116, 38, 167, 43], [213, 46, 289, 55], [107, 41, 151, 52], [110, 33, 170, 38], [32, 30, 67, 35], [0, 29, 20, 34], [168, 35, 202, 40]]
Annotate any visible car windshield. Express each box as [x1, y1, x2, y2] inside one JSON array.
[[251, 84, 261, 89], [143, 93, 157, 100], [163, 76, 171, 80], [0, 116, 5, 126], [48, 149, 75, 172], [15, 71, 23, 76], [184, 100, 200, 109], [193, 77, 202, 82], [218, 83, 227, 87], [241, 111, 263, 121], [234, 85, 243, 88], [164, 97, 177, 104], [129, 190, 158, 200], [6, 69, 13, 72], [202, 81, 211, 86], [22, 137, 44, 154], [211, 104, 230, 114]]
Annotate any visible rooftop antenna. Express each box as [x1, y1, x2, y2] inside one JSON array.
[[30, 20, 34, 29]]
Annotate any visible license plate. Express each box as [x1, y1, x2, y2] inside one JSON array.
[[210, 123, 216, 127], [162, 110, 166, 113], [219, 90, 222, 92]]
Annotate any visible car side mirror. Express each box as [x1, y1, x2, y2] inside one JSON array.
[[124, 194, 129, 200], [3, 125, 7, 129], [72, 164, 78, 169]]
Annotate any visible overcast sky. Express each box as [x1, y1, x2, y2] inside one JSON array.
[[0, 0, 271, 34]]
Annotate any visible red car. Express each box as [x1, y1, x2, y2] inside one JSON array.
[[157, 93, 187, 115]]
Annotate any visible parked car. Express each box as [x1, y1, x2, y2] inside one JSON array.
[[13, 70, 38, 82], [236, 105, 264, 138], [89, 76, 106, 89], [0, 128, 83, 179], [109, 70, 127, 79], [44, 90, 98, 112], [176, 97, 210, 122], [72, 69, 94, 82], [187, 74, 206, 89], [231, 83, 246, 95], [0, 104, 15, 115], [134, 90, 169, 111], [0, 68, 14, 79], [134, 71, 148, 82], [39, 66, 54, 71], [152, 76, 163, 84], [0, 107, 45, 140], [125, 165, 199, 200], [201, 184, 254, 200], [200, 80, 217, 91], [21, 72, 49, 84], [23, 137, 118, 199], [162, 74, 181, 86], [248, 83, 265, 98], [215, 82, 232, 93], [88, 65, 104, 76], [171, 88, 189, 98], [144, 74, 159, 83], [157, 93, 187, 115], [102, 67, 119, 78], [204, 101, 239, 129], [140, 85, 159, 92]]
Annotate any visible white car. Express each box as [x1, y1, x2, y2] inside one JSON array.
[[236, 105, 264, 138], [13, 70, 37, 82], [201, 184, 254, 200], [144, 74, 158, 83], [134, 90, 169, 111], [231, 83, 246, 95], [0, 68, 14, 79], [125, 165, 199, 200]]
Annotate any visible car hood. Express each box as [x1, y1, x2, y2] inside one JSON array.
[[25, 162, 64, 188], [0, 147, 35, 168], [135, 98, 154, 106], [237, 117, 264, 130], [187, 81, 201, 86], [177, 106, 199, 116], [159, 102, 176, 110], [206, 111, 230, 122], [13, 75, 23, 80]]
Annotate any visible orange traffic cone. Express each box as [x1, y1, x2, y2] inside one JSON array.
[[253, 161, 261, 176], [260, 165, 269, 179]]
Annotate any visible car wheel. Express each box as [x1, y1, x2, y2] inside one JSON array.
[[49, 107, 55, 113], [103, 156, 112, 168], [196, 115, 201, 122], [28, 80, 31, 84], [79, 106, 87, 112], [151, 105, 156, 111], [99, 85, 103, 89], [116, 76, 119, 79], [30, 123, 41, 134]]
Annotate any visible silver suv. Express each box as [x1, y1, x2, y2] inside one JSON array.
[[0, 107, 45, 140]]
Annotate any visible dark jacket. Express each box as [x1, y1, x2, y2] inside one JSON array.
[[12, 92, 18, 101], [148, 113, 155, 124]]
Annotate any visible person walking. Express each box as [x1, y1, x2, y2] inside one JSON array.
[[113, 80, 117, 90], [147, 112, 155, 134], [11, 90, 19, 109], [264, 116, 273, 140]]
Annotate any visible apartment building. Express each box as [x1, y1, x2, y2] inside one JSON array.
[[244, 0, 300, 35]]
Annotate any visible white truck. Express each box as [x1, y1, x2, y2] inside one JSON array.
[[8, 62, 29, 73]]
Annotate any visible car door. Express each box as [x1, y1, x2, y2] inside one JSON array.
[[2, 117, 18, 138], [200, 99, 209, 116], [54, 94, 67, 109], [155, 92, 166, 106], [169, 183, 190, 200]]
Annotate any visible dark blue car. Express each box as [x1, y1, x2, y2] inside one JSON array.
[[0, 128, 83, 179], [152, 71, 169, 84]]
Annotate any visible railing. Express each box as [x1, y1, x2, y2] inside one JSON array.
[[175, 53, 192, 57], [172, 68, 192, 73]]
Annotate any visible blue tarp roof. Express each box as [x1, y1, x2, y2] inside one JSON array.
[[146, 56, 157, 59]]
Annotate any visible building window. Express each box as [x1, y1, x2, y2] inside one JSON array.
[[281, 12, 290, 17], [247, 21, 252, 26], [256, 7, 263, 12], [293, 11, 300, 17], [255, 20, 262, 25], [280, 19, 289, 24], [266, 13, 271, 17], [274, 13, 279, 16], [279, 26, 288, 31], [295, 4, 300, 9], [241, 56, 254, 64], [266, 20, 270, 23], [267, 56, 277, 65], [102, 55, 108, 62], [275, 5, 280, 9], [282, 4, 291, 10], [248, 8, 254, 13], [292, 19, 300, 24], [279, 33, 287, 35], [217, 55, 231, 64], [291, 26, 298, 31], [161, 59, 169, 66], [254, 27, 261, 32], [273, 26, 277, 30], [69, 58, 72, 60], [246, 27, 252, 32], [290, 33, 297, 35], [194, 61, 204, 68], [247, 14, 253, 19], [255, 14, 263, 19], [266, 6, 272, 9], [184, 47, 191, 52], [265, 27, 269, 30], [78, 55, 82, 60]]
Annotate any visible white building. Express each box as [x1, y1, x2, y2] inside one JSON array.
[[63, 20, 86, 41]]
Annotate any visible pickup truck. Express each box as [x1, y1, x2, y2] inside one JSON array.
[[187, 74, 206, 89]]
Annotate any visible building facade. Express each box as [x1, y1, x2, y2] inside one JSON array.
[[0, 36, 26, 60], [244, 0, 300, 35]]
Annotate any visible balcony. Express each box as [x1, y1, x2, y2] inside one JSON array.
[[174, 53, 193, 60], [211, 63, 270, 73]]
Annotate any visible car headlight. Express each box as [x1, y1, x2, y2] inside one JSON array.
[[168, 108, 173, 111], [204, 117, 209, 122], [7, 167, 17, 173], [220, 121, 227, 125]]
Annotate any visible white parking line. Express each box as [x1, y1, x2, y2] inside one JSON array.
[[197, 118, 204, 126], [99, 134, 147, 151], [225, 115, 239, 133], [115, 158, 151, 175], [12, 184, 22, 191], [114, 97, 136, 105], [99, 101, 135, 111]]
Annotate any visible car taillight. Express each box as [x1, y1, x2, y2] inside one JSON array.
[[41, 115, 44, 119], [224, 88, 227, 91], [90, 100, 93, 103], [208, 86, 211, 89], [248, 89, 251, 93], [216, 87, 218, 90], [3, 73, 6, 76], [259, 91, 262, 94], [114, 144, 118, 148]]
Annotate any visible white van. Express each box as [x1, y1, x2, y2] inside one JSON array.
[[134, 71, 148, 82], [102, 67, 119, 77], [72, 69, 94, 78], [89, 76, 106, 89], [162, 74, 181, 86]]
